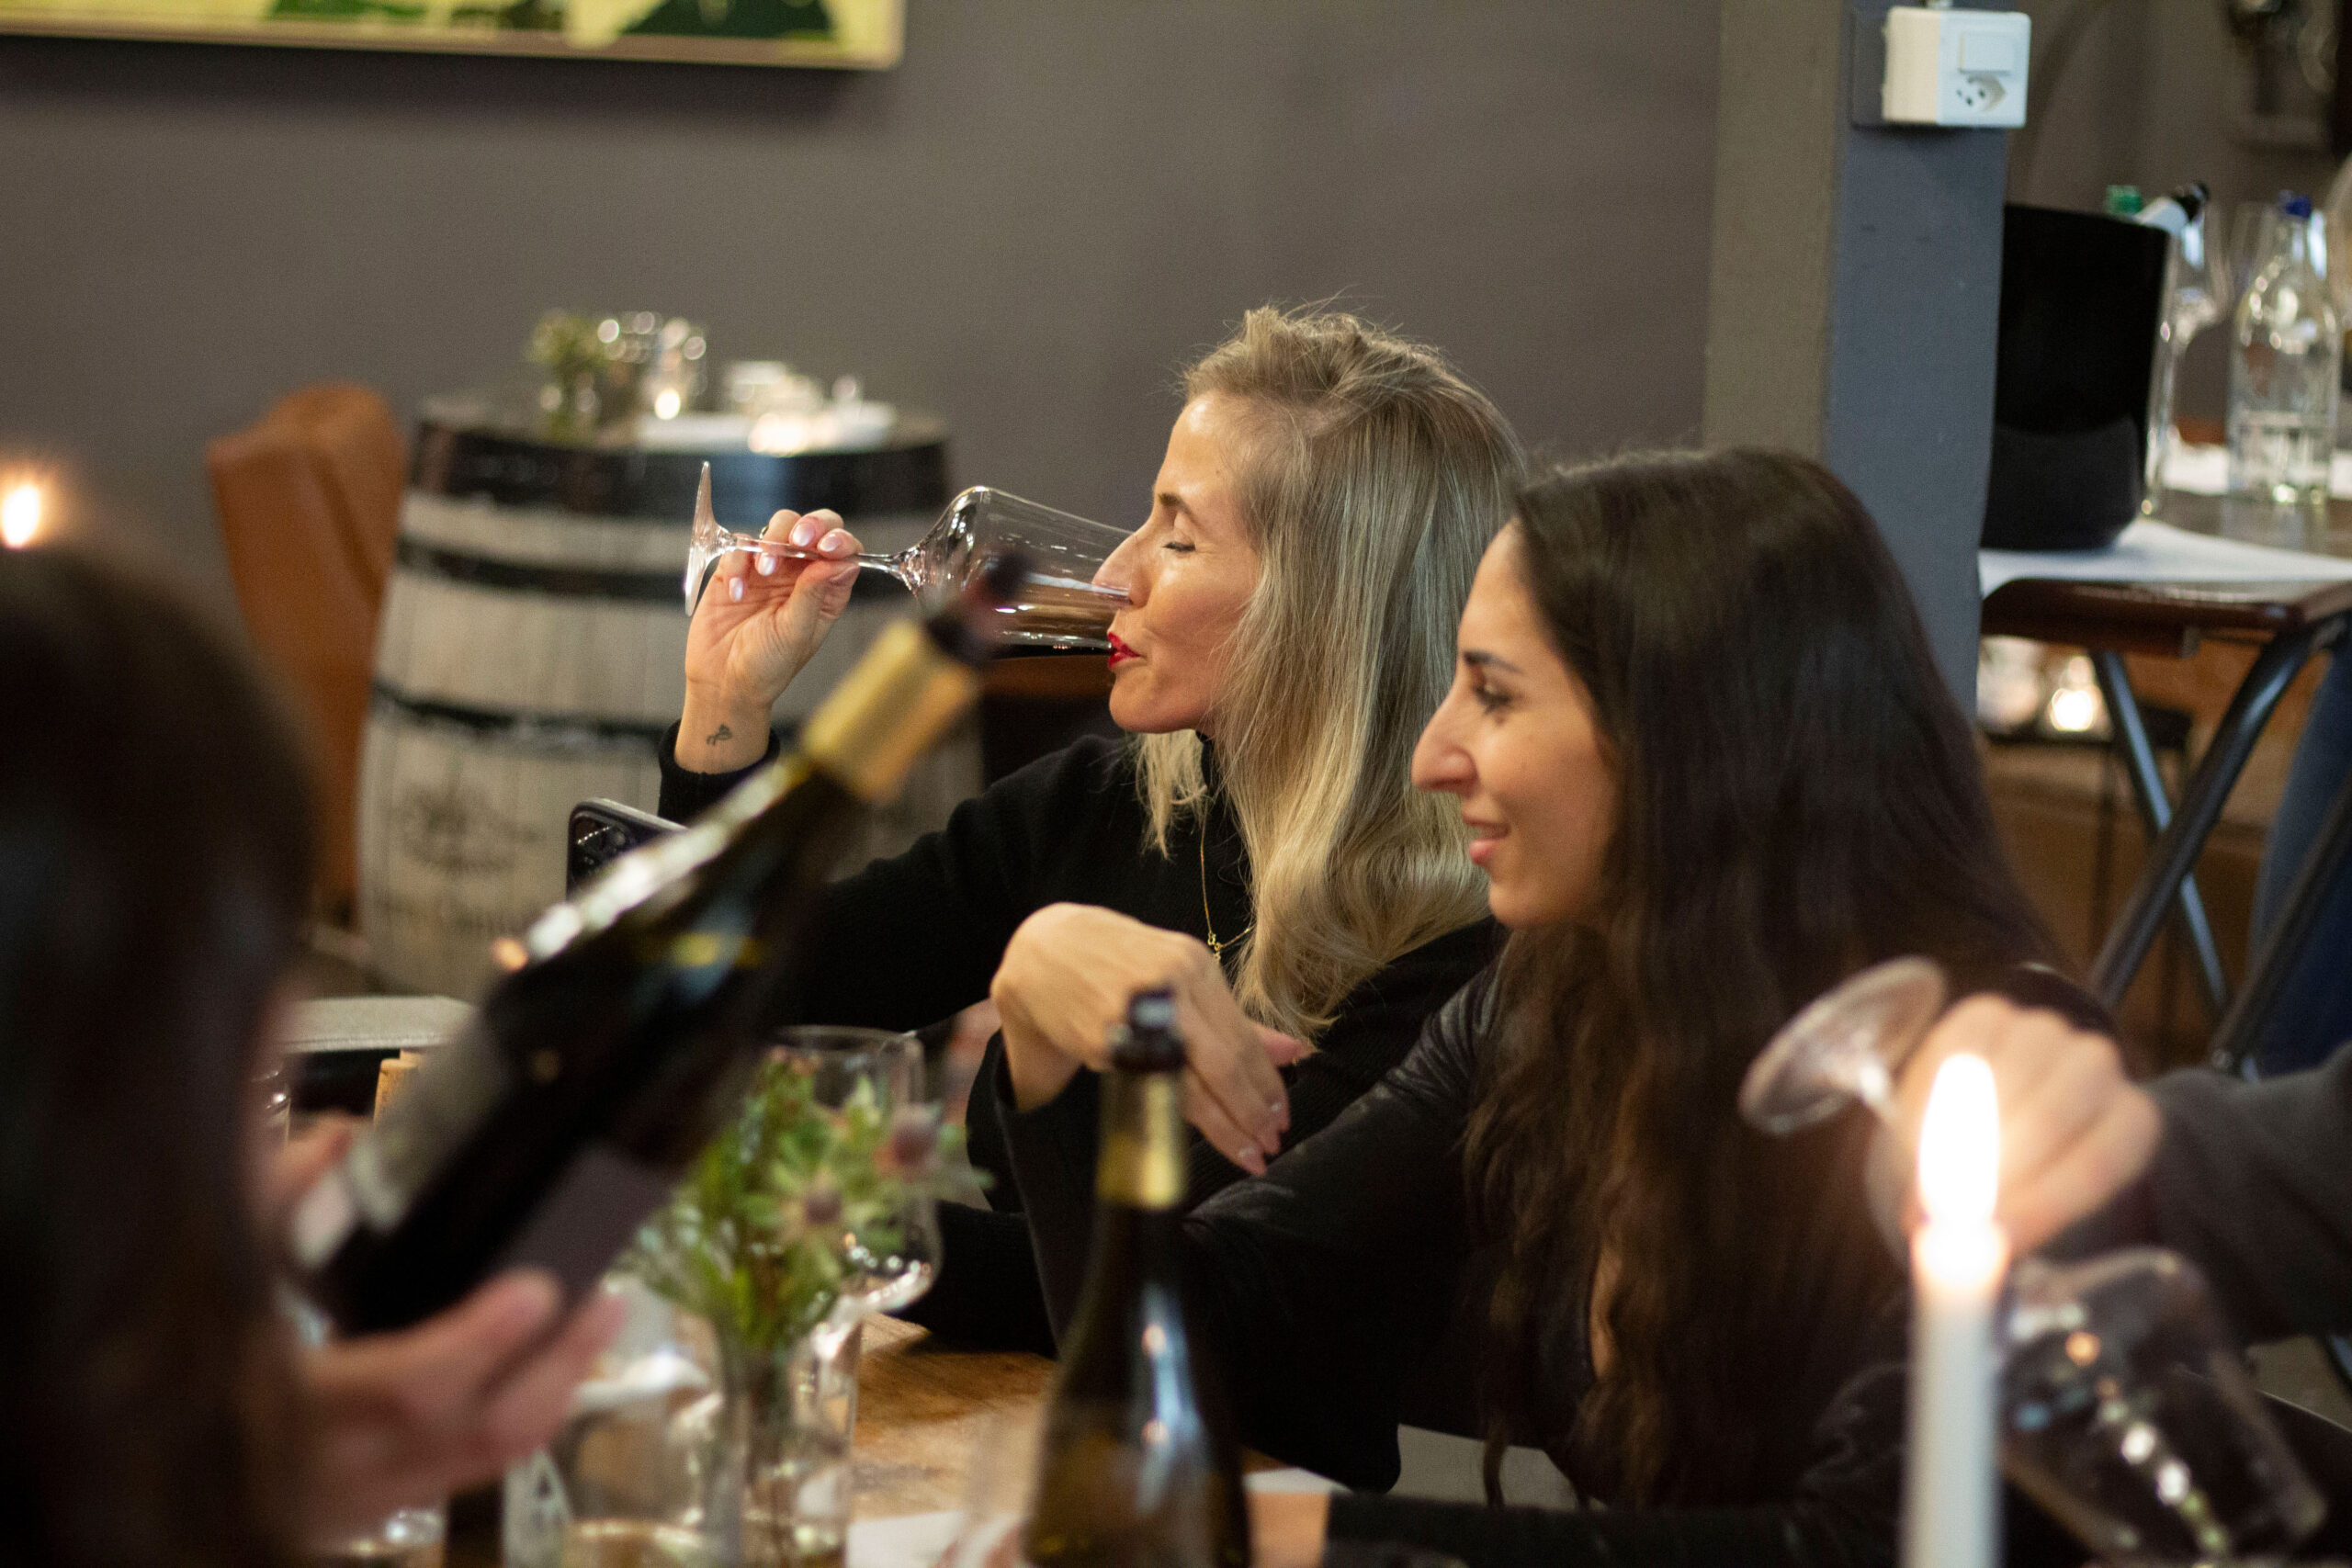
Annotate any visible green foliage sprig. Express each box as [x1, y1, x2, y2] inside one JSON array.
[[623, 1053, 979, 1359]]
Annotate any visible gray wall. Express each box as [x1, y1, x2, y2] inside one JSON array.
[[0, 2, 1723, 610]]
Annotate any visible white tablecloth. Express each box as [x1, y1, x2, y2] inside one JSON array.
[[1980, 519, 2352, 598]]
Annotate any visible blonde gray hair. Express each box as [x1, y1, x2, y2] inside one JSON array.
[[1137, 307, 1523, 1040]]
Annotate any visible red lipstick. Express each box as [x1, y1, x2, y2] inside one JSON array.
[[1107, 633, 1136, 667]]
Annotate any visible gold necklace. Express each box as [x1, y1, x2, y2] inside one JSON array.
[[1200, 828, 1252, 960]]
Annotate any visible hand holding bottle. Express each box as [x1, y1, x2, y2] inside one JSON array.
[[991, 903, 1305, 1175], [266, 1125, 626, 1535], [678, 508, 864, 773]]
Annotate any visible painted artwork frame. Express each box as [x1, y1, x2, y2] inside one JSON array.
[[0, 0, 899, 65]]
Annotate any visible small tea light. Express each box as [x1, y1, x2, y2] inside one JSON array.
[[1902, 1053, 2007, 1568]]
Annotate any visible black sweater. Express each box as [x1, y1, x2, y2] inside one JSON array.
[[2057, 1046, 2352, 1342], [659, 729, 1497, 1352], [997, 967, 2112, 1568]]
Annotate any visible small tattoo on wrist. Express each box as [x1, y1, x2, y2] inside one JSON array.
[[707, 724, 733, 748]]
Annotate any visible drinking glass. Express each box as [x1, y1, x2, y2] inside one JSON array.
[[2003, 1249, 2324, 1563], [308, 1507, 447, 1568], [2144, 197, 2230, 513], [684, 466, 1131, 651], [771, 1025, 943, 1324], [944, 1412, 1044, 1568], [1736, 955, 1949, 1134], [503, 1277, 731, 1568]]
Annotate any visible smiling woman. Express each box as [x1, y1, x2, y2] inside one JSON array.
[[1411, 526, 1616, 931], [657, 305, 1524, 1352], [997, 449, 2114, 1568]]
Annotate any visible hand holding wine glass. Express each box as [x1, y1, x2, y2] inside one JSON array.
[[991, 903, 1305, 1175], [1873, 995, 2162, 1255], [679, 496, 865, 774]]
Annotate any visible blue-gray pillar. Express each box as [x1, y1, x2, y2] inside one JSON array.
[[1703, 0, 2009, 703]]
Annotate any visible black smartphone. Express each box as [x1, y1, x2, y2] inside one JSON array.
[[566, 798, 682, 896]]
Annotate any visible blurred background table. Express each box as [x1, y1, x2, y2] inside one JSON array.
[[1980, 515, 2352, 1068]]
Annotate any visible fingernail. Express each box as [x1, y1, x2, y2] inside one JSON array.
[[501, 1269, 562, 1327], [1272, 1100, 1290, 1130], [1238, 1146, 1265, 1176], [729, 577, 744, 603], [756, 552, 776, 576], [821, 530, 849, 554], [791, 518, 820, 547]]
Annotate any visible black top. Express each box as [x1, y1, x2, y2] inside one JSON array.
[[2056, 1046, 2352, 1342], [660, 729, 1497, 1352], [997, 966, 2111, 1568]]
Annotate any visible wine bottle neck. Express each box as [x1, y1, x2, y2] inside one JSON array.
[[800, 618, 980, 803], [1096, 1068, 1185, 1211]]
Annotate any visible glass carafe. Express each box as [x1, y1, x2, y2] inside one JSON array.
[[2224, 193, 2340, 547], [685, 466, 1130, 652]]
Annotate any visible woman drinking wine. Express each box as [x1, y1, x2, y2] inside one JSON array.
[[662, 307, 1524, 1349]]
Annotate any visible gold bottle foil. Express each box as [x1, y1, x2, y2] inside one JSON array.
[[801, 619, 982, 803], [1097, 1072, 1185, 1209]]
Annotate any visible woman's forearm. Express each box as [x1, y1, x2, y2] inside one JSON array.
[[675, 682, 775, 773]]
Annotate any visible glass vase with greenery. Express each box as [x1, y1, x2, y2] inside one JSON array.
[[623, 1033, 973, 1568]]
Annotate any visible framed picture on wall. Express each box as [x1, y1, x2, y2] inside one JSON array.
[[0, 0, 899, 65]]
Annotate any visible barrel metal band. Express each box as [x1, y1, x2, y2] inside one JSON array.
[[394, 536, 681, 604], [368, 681, 746, 751]]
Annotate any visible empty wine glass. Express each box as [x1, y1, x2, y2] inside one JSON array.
[[945, 1412, 1046, 1568], [685, 465, 1131, 650], [1737, 955, 1949, 1135], [2145, 192, 2228, 513], [771, 1026, 944, 1325], [2003, 1248, 2324, 1564]]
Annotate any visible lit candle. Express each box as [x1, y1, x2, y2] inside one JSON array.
[[1, 480, 42, 549], [1902, 1053, 2007, 1568]]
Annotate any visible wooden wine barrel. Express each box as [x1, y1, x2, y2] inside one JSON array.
[[359, 410, 958, 998]]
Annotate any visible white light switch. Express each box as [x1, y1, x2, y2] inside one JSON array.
[[1883, 6, 2030, 129]]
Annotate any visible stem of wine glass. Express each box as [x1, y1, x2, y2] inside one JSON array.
[[1850, 1054, 1900, 1128], [726, 536, 902, 579]]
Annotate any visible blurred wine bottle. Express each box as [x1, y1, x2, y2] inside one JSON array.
[[290, 563, 1018, 1334], [1024, 990, 1249, 1568]]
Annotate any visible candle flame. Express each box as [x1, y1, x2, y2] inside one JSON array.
[[1917, 1053, 1999, 1227], [2, 481, 43, 548]]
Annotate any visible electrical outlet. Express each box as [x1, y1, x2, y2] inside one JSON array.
[[1876, 6, 2030, 130]]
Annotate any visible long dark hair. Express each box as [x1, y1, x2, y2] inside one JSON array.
[[1463, 449, 2056, 1505], [0, 548, 315, 1567]]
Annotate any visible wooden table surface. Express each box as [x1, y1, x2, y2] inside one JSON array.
[[853, 1315, 1054, 1521]]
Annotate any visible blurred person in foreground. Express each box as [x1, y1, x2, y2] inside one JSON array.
[[0, 547, 621, 1568]]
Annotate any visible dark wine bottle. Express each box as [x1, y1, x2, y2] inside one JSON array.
[[1024, 990, 1250, 1568], [288, 570, 1013, 1334]]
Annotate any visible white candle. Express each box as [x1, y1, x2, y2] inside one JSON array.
[[1901, 1053, 2008, 1568]]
